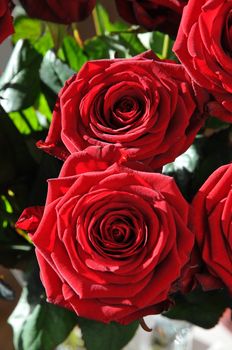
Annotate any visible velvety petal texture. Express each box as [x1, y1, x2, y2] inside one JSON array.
[[20, 0, 96, 24], [17, 206, 44, 234], [0, 0, 14, 44], [115, 0, 188, 36], [17, 147, 194, 324], [174, 0, 232, 122], [37, 51, 208, 169], [192, 164, 232, 291]]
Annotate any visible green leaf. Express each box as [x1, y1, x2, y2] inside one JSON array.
[[34, 93, 52, 123], [118, 33, 146, 56], [12, 16, 42, 44], [164, 289, 232, 329], [40, 50, 75, 94], [0, 111, 36, 184], [89, 4, 145, 58], [29, 154, 62, 205], [191, 129, 232, 194], [0, 223, 32, 268], [100, 35, 130, 58], [94, 4, 129, 34], [0, 194, 32, 268], [9, 107, 43, 134], [79, 318, 139, 350], [61, 36, 88, 71], [205, 116, 230, 130], [0, 40, 42, 112], [33, 32, 54, 56], [9, 94, 52, 135], [164, 145, 199, 175], [84, 33, 146, 60], [20, 304, 77, 350], [150, 32, 175, 59], [12, 16, 54, 55], [8, 288, 31, 349], [84, 36, 111, 60], [9, 260, 77, 350], [163, 145, 200, 200]]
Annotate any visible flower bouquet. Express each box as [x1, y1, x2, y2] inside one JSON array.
[[0, 1, 232, 349]]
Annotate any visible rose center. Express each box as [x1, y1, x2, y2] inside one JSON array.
[[111, 227, 125, 242], [117, 97, 134, 113], [114, 96, 139, 115], [222, 10, 232, 56], [111, 95, 142, 128], [108, 219, 133, 244], [84, 200, 148, 259]]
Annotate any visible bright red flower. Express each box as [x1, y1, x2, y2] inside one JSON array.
[[0, 1, 14, 44], [174, 0, 232, 122], [20, 0, 96, 24], [115, 0, 188, 36], [17, 146, 194, 324], [37, 51, 208, 170], [192, 164, 232, 291]]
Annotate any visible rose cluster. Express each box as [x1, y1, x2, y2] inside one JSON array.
[[2, 1, 187, 36], [1, 0, 187, 44], [15, 0, 232, 325]]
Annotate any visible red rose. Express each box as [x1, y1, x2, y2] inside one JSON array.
[[174, 0, 232, 122], [0, 1, 14, 44], [19, 0, 96, 24], [115, 0, 188, 36], [192, 164, 232, 291], [37, 51, 207, 170], [17, 146, 194, 324]]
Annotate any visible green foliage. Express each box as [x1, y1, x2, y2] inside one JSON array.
[[118, 32, 146, 56], [0, 115, 34, 182], [8, 93, 52, 135], [191, 129, 232, 196], [85, 4, 146, 59], [12, 16, 53, 54], [163, 144, 200, 200], [93, 3, 129, 34], [40, 50, 75, 94], [34, 93, 52, 123], [150, 31, 175, 59], [9, 261, 77, 350], [20, 303, 77, 350], [61, 36, 88, 71], [9, 108, 43, 134], [0, 40, 42, 112], [13, 16, 42, 43], [165, 289, 232, 329], [205, 116, 230, 130], [84, 36, 113, 59], [9, 291, 77, 350], [79, 318, 139, 350]]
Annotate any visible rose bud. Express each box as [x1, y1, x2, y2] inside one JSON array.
[[115, 0, 188, 36], [19, 0, 96, 24]]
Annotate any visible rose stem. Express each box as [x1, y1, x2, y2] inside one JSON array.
[[72, 24, 84, 48], [92, 3, 104, 36], [162, 34, 170, 59]]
